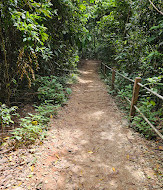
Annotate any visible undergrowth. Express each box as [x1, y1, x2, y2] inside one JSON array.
[[100, 67, 163, 140], [0, 73, 77, 147]]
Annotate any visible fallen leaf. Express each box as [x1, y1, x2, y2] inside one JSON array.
[[3, 136, 9, 140], [31, 165, 34, 172], [17, 182, 22, 187], [126, 155, 129, 159], [31, 120, 38, 125], [99, 178, 104, 181], [112, 167, 116, 172], [50, 115, 53, 118], [88, 151, 93, 154], [158, 146, 163, 150], [55, 160, 59, 165], [55, 154, 60, 159]]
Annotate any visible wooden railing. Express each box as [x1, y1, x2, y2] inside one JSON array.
[[101, 62, 163, 140]]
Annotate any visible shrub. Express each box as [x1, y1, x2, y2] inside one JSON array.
[[11, 113, 48, 146], [0, 104, 18, 142], [34, 76, 69, 104]]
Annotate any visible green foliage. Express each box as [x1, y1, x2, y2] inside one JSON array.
[[0, 0, 83, 104], [11, 101, 60, 145], [101, 67, 162, 139], [0, 102, 18, 143], [132, 98, 163, 139], [35, 102, 59, 118], [11, 114, 47, 145], [1, 0, 162, 142], [0, 104, 17, 126], [0, 104, 18, 141], [67, 73, 78, 84], [34, 75, 70, 104], [10, 71, 74, 145], [117, 84, 133, 100], [93, 0, 163, 139]]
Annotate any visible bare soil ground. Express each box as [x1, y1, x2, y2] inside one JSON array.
[[0, 60, 162, 190]]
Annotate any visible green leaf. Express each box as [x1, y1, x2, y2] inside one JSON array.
[[150, 101, 156, 106]]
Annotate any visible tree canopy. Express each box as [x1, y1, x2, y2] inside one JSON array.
[[0, 0, 162, 104]]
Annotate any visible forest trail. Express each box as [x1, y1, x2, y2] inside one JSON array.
[[24, 60, 158, 189]]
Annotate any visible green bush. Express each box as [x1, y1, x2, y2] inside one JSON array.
[[11, 112, 48, 145], [35, 102, 59, 118], [10, 74, 73, 146], [0, 104, 18, 142], [11, 117, 46, 145], [34, 76, 71, 104], [132, 98, 163, 139]]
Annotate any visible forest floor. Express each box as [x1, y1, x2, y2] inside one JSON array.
[[0, 60, 163, 190]]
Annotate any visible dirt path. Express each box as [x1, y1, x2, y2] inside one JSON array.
[[6, 60, 161, 189]]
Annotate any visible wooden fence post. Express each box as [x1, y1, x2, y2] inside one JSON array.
[[104, 65, 106, 75], [102, 63, 104, 73], [111, 68, 116, 90], [130, 77, 141, 117], [101, 62, 102, 72]]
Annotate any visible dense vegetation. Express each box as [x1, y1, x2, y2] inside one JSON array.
[[89, 0, 162, 139], [0, 0, 162, 143]]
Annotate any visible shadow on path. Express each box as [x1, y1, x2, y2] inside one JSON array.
[[27, 60, 157, 190]]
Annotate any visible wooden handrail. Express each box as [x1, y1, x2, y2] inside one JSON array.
[[115, 85, 163, 140], [116, 71, 135, 83], [101, 62, 163, 100], [101, 62, 163, 140], [101, 63, 135, 83], [137, 82, 163, 100], [134, 105, 163, 140]]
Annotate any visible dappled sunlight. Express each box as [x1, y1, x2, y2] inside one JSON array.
[[82, 110, 105, 120], [22, 60, 157, 190], [125, 165, 146, 181], [78, 76, 93, 84], [100, 131, 115, 141], [79, 70, 93, 75], [88, 84, 102, 88]]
